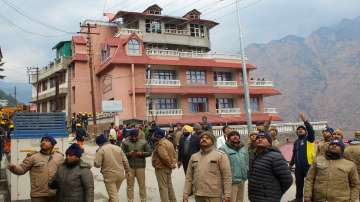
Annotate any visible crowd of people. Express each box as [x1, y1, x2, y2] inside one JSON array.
[[6, 113, 360, 202]]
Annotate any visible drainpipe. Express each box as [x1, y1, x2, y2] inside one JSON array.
[[131, 64, 136, 118]]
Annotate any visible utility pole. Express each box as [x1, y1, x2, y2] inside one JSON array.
[[14, 86, 16, 102], [236, 0, 253, 132], [27, 66, 40, 112], [78, 23, 99, 132]]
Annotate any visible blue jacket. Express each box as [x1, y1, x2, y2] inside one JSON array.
[[290, 121, 315, 170], [220, 142, 248, 184]]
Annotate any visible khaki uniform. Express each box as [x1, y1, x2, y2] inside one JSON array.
[[345, 144, 360, 177], [10, 151, 64, 199], [184, 147, 232, 200], [175, 130, 183, 148], [304, 155, 360, 202], [316, 141, 330, 156], [94, 143, 130, 202], [152, 138, 177, 202]]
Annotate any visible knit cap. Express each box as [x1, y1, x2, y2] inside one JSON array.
[[66, 143, 83, 158], [256, 131, 272, 145]]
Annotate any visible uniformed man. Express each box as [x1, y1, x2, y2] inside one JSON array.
[[344, 130, 360, 179], [316, 127, 333, 156], [183, 131, 232, 202], [304, 139, 360, 202], [8, 135, 64, 202], [152, 128, 177, 202]]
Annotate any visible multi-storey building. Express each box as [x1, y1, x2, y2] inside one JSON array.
[[31, 41, 72, 115], [71, 4, 281, 125]]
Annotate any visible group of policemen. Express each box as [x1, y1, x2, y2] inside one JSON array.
[[4, 112, 360, 202]]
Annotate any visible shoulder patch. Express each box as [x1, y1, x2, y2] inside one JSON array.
[[215, 149, 226, 154], [53, 151, 64, 156], [26, 151, 39, 157]]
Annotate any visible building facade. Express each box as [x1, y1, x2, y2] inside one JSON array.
[[31, 41, 72, 116], [70, 4, 281, 125]]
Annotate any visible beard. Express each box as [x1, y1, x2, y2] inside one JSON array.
[[65, 159, 80, 167], [325, 150, 342, 160]]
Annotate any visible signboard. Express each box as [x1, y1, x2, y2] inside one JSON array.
[[0, 99, 8, 107], [102, 100, 123, 112]]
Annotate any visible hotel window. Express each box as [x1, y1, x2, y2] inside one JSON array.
[[190, 24, 205, 37], [250, 97, 259, 112], [72, 87, 75, 104], [128, 39, 140, 55], [101, 45, 111, 61], [42, 80, 47, 91], [216, 98, 234, 109], [214, 72, 232, 81], [152, 70, 176, 80], [156, 98, 177, 109], [189, 97, 208, 112], [186, 70, 206, 84], [145, 19, 161, 33]]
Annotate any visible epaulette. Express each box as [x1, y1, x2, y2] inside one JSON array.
[[53, 151, 64, 156], [26, 151, 39, 157], [215, 149, 226, 155]]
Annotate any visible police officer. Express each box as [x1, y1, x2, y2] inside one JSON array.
[[8, 135, 64, 202]]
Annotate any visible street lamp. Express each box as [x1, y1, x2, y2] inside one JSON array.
[[236, 0, 253, 132]]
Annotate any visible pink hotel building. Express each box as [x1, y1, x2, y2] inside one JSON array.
[[70, 4, 281, 125]]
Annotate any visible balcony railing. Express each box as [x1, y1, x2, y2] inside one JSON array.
[[115, 28, 143, 37], [146, 49, 246, 60], [146, 79, 181, 86], [249, 80, 274, 87], [147, 109, 183, 116], [264, 108, 277, 113], [164, 29, 190, 36], [217, 108, 241, 114], [214, 81, 238, 87], [31, 57, 71, 83]]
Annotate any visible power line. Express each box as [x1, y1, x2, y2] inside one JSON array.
[[0, 0, 76, 34], [0, 13, 67, 38], [212, 0, 264, 21]]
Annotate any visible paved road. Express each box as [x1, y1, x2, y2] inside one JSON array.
[[82, 143, 297, 202]]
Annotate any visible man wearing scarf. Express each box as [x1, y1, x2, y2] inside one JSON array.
[[219, 131, 248, 202], [304, 139, 360, 202]]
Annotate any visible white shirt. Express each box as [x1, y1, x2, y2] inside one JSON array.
[[216, 135, 226, 149]]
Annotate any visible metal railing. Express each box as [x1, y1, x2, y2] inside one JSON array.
[[249, 80, 274, 87], [31, 57, 71, 83], [146, 49, 246, 60], [212, 121, 328, 137], [264, 108, 277, 114], [147, 109, 183, 116], [214, 80, 238, 87], [146, 79, 181, 86], [164, 29, 190, 35], [115, 28, 143, 37], [216, 108, 241, 114]]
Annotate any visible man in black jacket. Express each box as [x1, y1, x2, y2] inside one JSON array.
[[289, 112, 315, 202], [177, 125, 200, 173], [248, 131, 293, 202]]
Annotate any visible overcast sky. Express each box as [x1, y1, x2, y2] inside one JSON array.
[[0, 0, 359, 82]]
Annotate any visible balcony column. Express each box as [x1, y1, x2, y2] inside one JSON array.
[[131, 64, 137, 118], [258, 97, 264, 112]]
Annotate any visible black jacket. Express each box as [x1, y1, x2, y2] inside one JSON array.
[[248, 147, 293, 202], [178, 134, 200, 164]]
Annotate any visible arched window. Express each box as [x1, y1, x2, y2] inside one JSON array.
[[128, 39, 140, 55]]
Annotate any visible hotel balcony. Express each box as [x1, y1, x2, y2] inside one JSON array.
[[214, 80, 238, 87], [249, 80, 274, 87], [147, 109, 183, 116], [114, 28, 144, 37], [216, 108, 241, 115], [145, 79, 181, 87], [146, 49, 246, 61], [163, 29, 189, 35], [32, 83, 68, 101], [264, 108, 277, 113], [31, 57, 71, 83]]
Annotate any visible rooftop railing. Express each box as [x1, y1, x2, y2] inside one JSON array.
[[146, 49, 246, 60]]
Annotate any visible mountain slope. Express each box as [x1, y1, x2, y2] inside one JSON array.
[[0, 81, 32, 103], [0, 89, 17, 106], [246, 17, 360, 132]]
